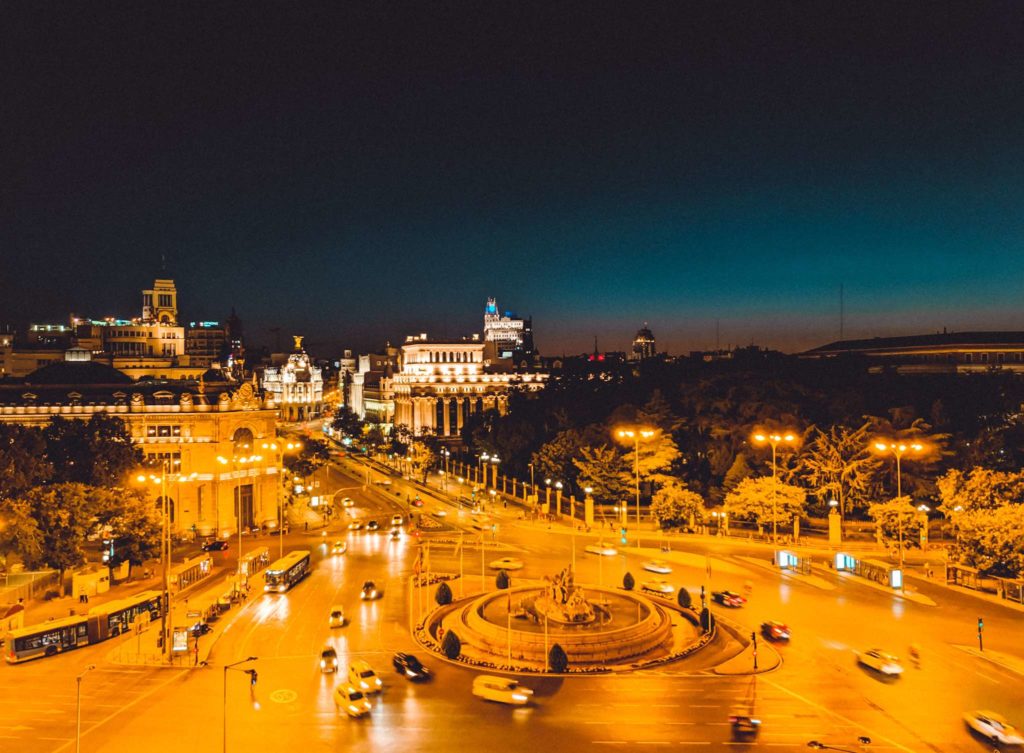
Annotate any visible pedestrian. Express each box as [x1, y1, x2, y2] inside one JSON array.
[[304, 521, 308, 532]]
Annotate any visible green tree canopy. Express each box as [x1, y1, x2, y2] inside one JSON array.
[[572, 445, 632, 504], [650, 480, 705, 529], [724, 476, 806, 528], [0, 424, 52, 499], [331, 407, 365, 438], [867, 496, 926, 550], [45, 414, 141, 487], [798, 422, 880, 518], [951, 505, 1024, 578]]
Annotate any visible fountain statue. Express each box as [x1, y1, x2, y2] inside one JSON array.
[[526, 565, 596, 624]]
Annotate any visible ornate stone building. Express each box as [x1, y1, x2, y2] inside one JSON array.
[[483, 297, 534, 355], [392, 336, 547, 440], [0, 356, 282, 539], [259, 336, 324, 422]]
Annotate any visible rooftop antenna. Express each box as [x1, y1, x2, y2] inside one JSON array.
[[839, 283, 845, 342], [160, 252, 167, 274], [715, 318, 720, 351]]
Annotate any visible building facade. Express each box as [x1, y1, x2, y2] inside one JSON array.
[[0, 357, 282, 539], [260, 337, 324, 422], [631, 323, 656, 360], [801, 331, 1024, 374], [186, 321, 228, 368], [483, 298, 534, 355], [350, 348, 398, 428]]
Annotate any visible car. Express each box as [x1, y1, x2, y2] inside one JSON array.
[[341, 497, 355, 508], [964, 710, 1024, 745], [472, 675, 533, 705], [392, 652, 431, 681], [360, 581, 381, 600], [411, 497, 424, 507], [760, 621, 790, 642], [585, 542, 618, 556], [711, 590, 746, 608], [347, 521, 364, 531], [366, 520, 380, 532], [334, 684, 372, 718], [389, 528, 401, 540], [201, 540, 229, 552], [642, 559, 672, 574], [328, 606, 346, 628], [331, 540, 348, 555], [729, 708, 761, 740], [489, 557, 525, 571], [320, 647, 339, 673], [391, 514, 404, 527], [640, 579, 675, 595], [189, 622, 212, 637], [348, 660, 382, 693], [433, 509, 447, 518], [856, 648, 904, 676]]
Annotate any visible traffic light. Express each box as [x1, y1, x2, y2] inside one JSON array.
[[978, 617, 984, 632], [620, 527, 627, 545], [248, 669, 258, 686]]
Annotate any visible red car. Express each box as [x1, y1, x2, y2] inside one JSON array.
[[411, 497, 424, 507], [712, 590, 746, 607], [760, 621, 790, 641]]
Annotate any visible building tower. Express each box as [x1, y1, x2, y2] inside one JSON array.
[[632, 323, 656, 360], [141, 279, 178, 325]]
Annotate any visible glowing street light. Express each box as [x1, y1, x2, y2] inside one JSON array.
[[872, 440, 925, 572], [752, 432, 798, 545], [617, 427, 656, 527]]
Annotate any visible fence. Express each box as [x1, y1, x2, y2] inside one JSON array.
[[0, 570, 60, 605]]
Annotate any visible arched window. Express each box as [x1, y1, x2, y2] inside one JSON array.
[[232, 427, 254, 453]]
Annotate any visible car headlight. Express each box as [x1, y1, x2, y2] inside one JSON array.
[[360, 681, 368, 689], [320, 660, 326, 667], [406, 670, 416, 677], [348, 704, 359, 713], [374, 678, 381, 686], [512, 693, 528, 701]]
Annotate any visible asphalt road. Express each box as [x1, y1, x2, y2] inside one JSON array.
[[3, 455, 1023, 753]]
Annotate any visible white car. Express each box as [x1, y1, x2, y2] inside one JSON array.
[[391, 514, 404, 527], [642, 559, 672, 574], [585, 542, 618, 556], [334, 685, 371, 718], [472, 675, 533, 706], [964, 710, 1024, 745], [348, 660, 383, 694], [328, 605, 346, 628], [433, 509, 447, 518], [640, 579, 674, 595], [856, 649, 903, 676], [341, 497, 355, 508], [489, 557, 524, 571]]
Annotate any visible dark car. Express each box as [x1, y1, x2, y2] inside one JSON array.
[[366, 520, 380, 532], [320, 647, 339, 673], [360, 581, 381, 600], [760, 621, 790, 642], [712, 590, 746, 608], [189, 622, 213, 637], [202, 540, 229, 552], [392, 652, 431, 681]]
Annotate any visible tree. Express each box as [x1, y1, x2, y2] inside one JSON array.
[[92, 488, 161, 571], [0, 424, 52, 499], [651, 480, 705, 529], [699, 607, 714, 633], [284, 438, 331, 479], [409, 432, 440, 484], [45, 415, 141, 487], [950, 505, 1024, 578], [721, 453, 753, 497], [677, 587, 692, 609], [363, 426, 387, 453], [442, 629, 461, 659], [867, 497, 925, 551], [532, 427, 598, 489], [632, 429, 682, 484], [331, 406, 364, 438], [496, 570, 510, 589], [435, 581, 453, 606], [622, 572, 635, 591], [798, 423, 880, 519], [390, 424, 413, 456], [548, 643, 568, 673], [724, 476, 806, 530], [936, 467, 1024, 515], [572, 445, 632, 504]]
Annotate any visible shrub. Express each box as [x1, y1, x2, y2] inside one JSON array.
[[496, 570, 510, 589], [442, 629, 462, 659], [699, 607, 715, 633], [622, 572, 635, 590], [549, 643, 568, 673], [677, 587, 692, 609], [435, 581, 453, 606]]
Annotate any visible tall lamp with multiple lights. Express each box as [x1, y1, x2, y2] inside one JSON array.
[[617, 428, 655, 527], [217, 451, 262, 590], [752, 432, 797, 545], [872, 440, 924, 571]]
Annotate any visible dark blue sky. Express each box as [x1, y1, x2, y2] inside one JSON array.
[[3, 3, 1024, 356]]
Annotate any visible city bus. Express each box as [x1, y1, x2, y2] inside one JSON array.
[[4, 589, 164, 664], [264, 550, 312, 593], [239, 546, 270, 579]]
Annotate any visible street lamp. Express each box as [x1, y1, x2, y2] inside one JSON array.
[[480, 453, 490, 486], [555, 481, 563, 517], [217, 453, 263, 591], [223, 656, 258, 753], [490, 454, 500, 490], [441, 449, 450, 491], [617, 428, 655, 527], [271, 440, 303, 560], [752, 432, 797, 545], [872, 441, 924, 571], [545, 478, 552, 515], [75, 664, 97, 753]]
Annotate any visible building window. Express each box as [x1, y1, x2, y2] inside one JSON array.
[[159, 294, 173, 308], [147, 425, 181, 438]]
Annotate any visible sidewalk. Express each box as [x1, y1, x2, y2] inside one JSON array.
[[953, 645, 1024, 678]]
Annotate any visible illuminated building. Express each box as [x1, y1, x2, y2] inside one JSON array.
[[186, 321, 228, 368], [631, 323, 656, 360], [392, 334, 547, 440], [483, 297, 534, 356], [0, 356, 281, 539], [350, 348, 398, 427], [259, 336, 324, 422], [802, 331, 1024, 374]]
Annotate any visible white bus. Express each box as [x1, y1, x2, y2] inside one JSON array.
[[264, 550, 312, 593]]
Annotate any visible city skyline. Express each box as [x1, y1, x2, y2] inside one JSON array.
[[5, 5, 1024, 356]]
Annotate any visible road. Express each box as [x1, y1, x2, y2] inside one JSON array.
[[3, 454, 1023, 752]]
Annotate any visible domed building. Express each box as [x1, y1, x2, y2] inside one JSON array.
[[260, 336, 323, 422], [632, 323, 656, 361]]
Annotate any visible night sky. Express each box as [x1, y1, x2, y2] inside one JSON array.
[[4, 4, 1024, 357]]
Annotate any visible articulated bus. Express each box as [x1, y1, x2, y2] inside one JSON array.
[[264, 550, 312, 593], [4, 590, 164, 664]]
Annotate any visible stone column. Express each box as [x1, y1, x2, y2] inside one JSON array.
[[442, 398, 451, 437]]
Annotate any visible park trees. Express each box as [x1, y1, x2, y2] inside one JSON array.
[[798, 422, 880, 518], [572, 445, 632, 505], [867, 497, 925, 552], [650, 480, 705, 530], [330, 406, 364, 439], [44, 414, 141, 486], [724, 476, 806, 532]]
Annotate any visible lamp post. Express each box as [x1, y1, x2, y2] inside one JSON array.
[[223, 656, 258, 753], [272, 440, 303, 560], [872, 441, 924, 571], [528, 462, 535, 502], [752, 432, 797, 545], [545, 478, 552, 515], [617, 428, 655, 527], [480, 453, 489, 487], [217, 452, 263, 592], [490, 455, 500, 491], [555, 481, 563, 517], [441, 449, 450, 492], [75, 664, 97, 753]]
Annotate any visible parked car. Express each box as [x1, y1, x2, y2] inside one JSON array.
[[856, 648, 903, 676], [348, 660, 382, 693], [392, 652, 431, 681], [642, 559, 672, 574], [584, 542, 618, 556], [489, 557, 525, 571], [320, 647, 339, 673], [334, 685, 371, 718], [202, 540, 229, 552], [361, 581, 381, 600], [711, 590, 746, 608], [328, 606, 346, 628], [963, 710, 1024, 745], [472, 675, 533, 705], [760, 621, 790, 642]]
